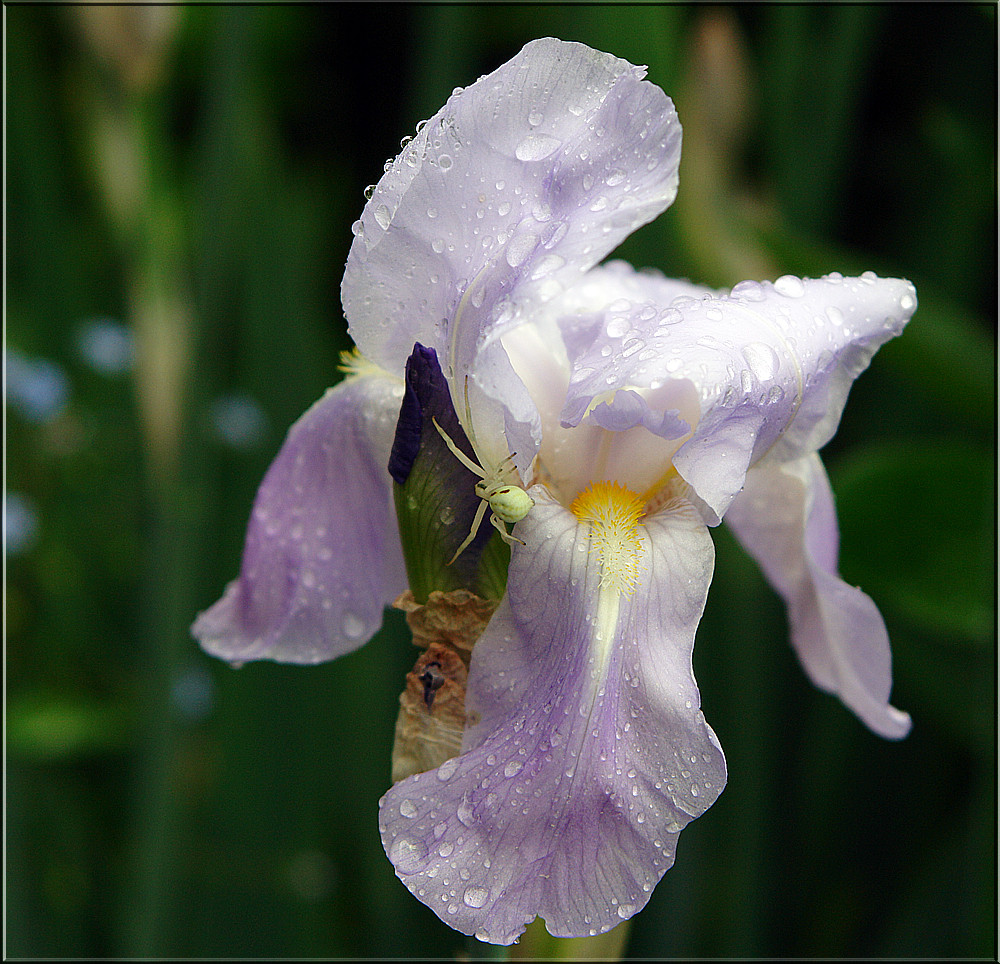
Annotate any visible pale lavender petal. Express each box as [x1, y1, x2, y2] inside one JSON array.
[[725, 453, 911, 739], [192, 371, 406, 665], [342, 39, 683, 472], [379, 488, 725, 944], [558, 267, 917, 521]]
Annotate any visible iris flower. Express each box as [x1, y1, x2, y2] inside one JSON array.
[[193, 38, 916, 946]]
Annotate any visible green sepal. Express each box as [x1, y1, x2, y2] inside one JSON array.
[[394, 463, 511, 604], [389, 344, 513, 604]]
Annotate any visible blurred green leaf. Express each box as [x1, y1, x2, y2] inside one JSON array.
[[8, 692, 134, 760], [832, 439, 993, 644], [749, 213, 994, 430]]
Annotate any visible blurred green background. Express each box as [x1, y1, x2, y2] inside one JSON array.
[[6, 3, 995, 959]]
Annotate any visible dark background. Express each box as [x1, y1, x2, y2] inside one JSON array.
[[7, 4, 996, 958]]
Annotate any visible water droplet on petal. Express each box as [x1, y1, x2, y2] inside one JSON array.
[[463, 885, 489, 908], [342, 612, 365, 639], [506, 233, 537, 268], [437, 758, 458, 781], [457, 796, 475, 827], [530, 254, 564, 279], [389, 836, 430, 874], [730, 279, 766, 302], [773, 274, 805, 298], [606, 315, 630, 338], [741, 342, 779, 381], [515, 133, 561, 161], [374, 204, 392, 230]]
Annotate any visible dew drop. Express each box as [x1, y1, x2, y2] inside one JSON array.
[[438, 154, 453, 171], [773, 274, 805, 298], [515, 133, 561, 161], [530, 254, 564, 279], [437, 758, 458, 781], [741, 342, 779, 381], [730, 279, 766, 302], [457, 796, 475, 827], [374, 204, 392, 230], [342, 612, 365, 639], [399, 799, 418, 818], [503, 760, 523, 778], [506, 233, 537, 268], [463, 885, 489, 908], [389, 836, 430, 874]]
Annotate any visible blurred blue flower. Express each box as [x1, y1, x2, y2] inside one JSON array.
[[5, 491, 39, 556], [209, 393, 269, 449], [76, 318, 135, 376], [6, 348, 70, 423]]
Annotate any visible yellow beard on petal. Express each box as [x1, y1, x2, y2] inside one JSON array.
[[569, 480, 647, 598]]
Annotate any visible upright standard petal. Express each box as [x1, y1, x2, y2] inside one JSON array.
[[193, 369, 406, 664], [378, 488, 725, 944], [724, 453, 911, 739], [342, 38, 683, 474], [556, 268, 918, 521]]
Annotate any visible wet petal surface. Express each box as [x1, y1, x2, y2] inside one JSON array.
[[558, 268, 918, 520], [725, 453, 911, 738], [342, 38, 684, 474], [379, 489, 725, 943], [193, 372, 406, 664]]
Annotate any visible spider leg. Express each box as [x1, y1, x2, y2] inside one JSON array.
[[490, 510, 526, 547], [432, 417, 486, 479], [447, 497, 490, 565]]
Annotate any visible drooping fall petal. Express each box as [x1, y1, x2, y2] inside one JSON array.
[[193, 370, 406, 664], [725, 453, 911, 739], [379, 488, 725, 943]]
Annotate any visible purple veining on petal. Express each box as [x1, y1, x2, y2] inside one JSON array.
[[553, 265, 918, 522], [379, 489, 725, 943], [342, 39, 685, 479], [192, 372, 406, 665], [725, 453, 911, 739]]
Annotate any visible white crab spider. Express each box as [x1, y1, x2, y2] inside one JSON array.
[[431, 380, 534, 565]]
